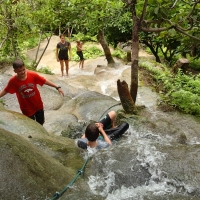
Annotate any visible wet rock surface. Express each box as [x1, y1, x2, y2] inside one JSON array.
[[0, 36, 200, 199]]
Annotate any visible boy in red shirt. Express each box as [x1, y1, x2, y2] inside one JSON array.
[[0, 59, 64, 125]]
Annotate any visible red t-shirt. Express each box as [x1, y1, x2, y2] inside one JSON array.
[[4, 70, 46, 116]]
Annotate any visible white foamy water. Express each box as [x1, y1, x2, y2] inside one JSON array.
[[85, 123, 197, 199], [88, 172, 115, 197], [98, 65, 130, 96]]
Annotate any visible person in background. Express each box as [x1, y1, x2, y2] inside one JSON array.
[[77, 111, 116, 149], [56, 34, 72, 76], [0, 59, 64, 125], [76, 40, 85, 69]]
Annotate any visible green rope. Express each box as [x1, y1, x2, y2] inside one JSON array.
[[51, 157, 89, 200], [99, 102, 121, 120]]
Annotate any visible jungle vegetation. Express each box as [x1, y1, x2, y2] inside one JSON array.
[[0, 0, 200, 116]]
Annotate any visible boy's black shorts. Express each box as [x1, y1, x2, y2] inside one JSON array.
[[76, 51, 84, 60], [99, 114, 112, 130], [29, 109, 44, 125]]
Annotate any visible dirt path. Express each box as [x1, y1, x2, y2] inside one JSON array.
[[26, 35, 108, 76], [26, 35, 153, 76]]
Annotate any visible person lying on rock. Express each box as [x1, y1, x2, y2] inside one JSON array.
[[0, 59, 64, 125], [76, 111, 129, 150]]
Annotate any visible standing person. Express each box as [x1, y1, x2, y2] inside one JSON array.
[[56, 34, 72, 77], [76, 40, 85, 69], [0, 59, 64, 125]]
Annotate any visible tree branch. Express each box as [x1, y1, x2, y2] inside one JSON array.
[[175, 0, 199, 27], [171, 0, 179, 9], [174, 25, 200, 41], [0, 32, 9, 49], [140, 0, 148, 22], [140, 26, 171, 32]]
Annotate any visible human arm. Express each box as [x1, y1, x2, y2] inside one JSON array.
[[68, 44, 72, 60], [96, 123, 112, 145], [56, 48, 59, 62], [44, 80, 64, 96], [0, 90, 7, 98], [77, 43, 83, 51]]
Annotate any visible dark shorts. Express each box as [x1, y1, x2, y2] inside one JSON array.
[[58, 54, 68, 60], [99, 114, 112, 130], [29, 109, 45, 125], [76, 51, 84, 60]]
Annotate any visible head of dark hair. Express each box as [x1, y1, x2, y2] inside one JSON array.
[[13, 59, 24, 69], [60, 34, 65, 38], [85, 123, 99, 142]]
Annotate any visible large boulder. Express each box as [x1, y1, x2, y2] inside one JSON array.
[[0, 128, 84, 200]]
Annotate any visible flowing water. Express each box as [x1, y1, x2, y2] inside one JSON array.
[[78, 128, 199, 198], [66, 83, 200, 200], [1, 36, 200, 199]]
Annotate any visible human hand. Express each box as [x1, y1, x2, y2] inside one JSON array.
[[58, 88, 64, 96], [95, 123, 104, 132]]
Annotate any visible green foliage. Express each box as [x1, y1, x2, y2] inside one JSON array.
[[171, 90, 200, 115], [0, 98, 5, 106], [112, 48, 126, 60], [0, 0, 199, 66], [71, 42, 125, 61], [139, 61, 200, 116], [37, 67, 54, 75], [188, 58, 200, 71], [21, 36, 40, 50], [20, 33, 52, 51], [71, 44, 104, 61], [72, 33, 97, 42]]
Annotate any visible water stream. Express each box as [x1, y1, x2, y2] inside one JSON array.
[[1, 43, 200, 199], [78, 129, 199, 198], [67, 80, 200, 200]]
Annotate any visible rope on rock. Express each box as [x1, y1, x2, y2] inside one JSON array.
[[51, 157, 89, 200], [99, 102, 121, 120]]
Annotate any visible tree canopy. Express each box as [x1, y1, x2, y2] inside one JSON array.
[[0, 0, 199, 64]]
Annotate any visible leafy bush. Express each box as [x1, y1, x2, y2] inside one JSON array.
[[139, 60, 200, 116], [37, 67, 54, 75], [21, 33, 52, 50], [171, 90, 200, 115], [71, 44, 104, 61], [188, 58, 200, 71], [72, 33, 97, 42], [112, 48, 126, 60]]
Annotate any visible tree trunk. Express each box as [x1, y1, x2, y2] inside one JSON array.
[[117, 0, 139, 111], [35, 32, 43, 62], [143, 41, 161, 63], [130, 59, 138, 103], [97, 29, 115, 64], [127, 51, 132, 62], [33, 33, 53, 69], [117, 80, 136, 114], [11, 27, 19, 57], [130, 4, 139, 103]]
